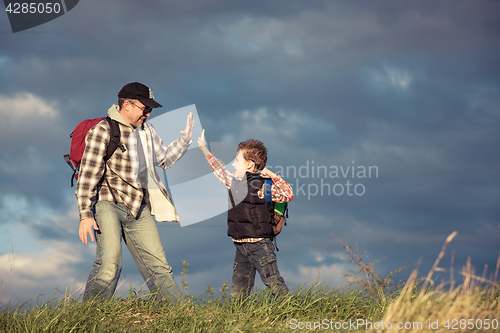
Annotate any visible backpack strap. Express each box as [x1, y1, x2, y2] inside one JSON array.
[[264, 178, 273, 208], [64, 154, 77, 187], [264, 177, 276, 227], [104, 117, 125, 160], [273, 237, 279, 252], [102, 117, 125, 203], [264, 178, 280, 251]]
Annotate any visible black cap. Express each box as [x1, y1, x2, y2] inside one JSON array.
[[118, 82, 162, 108]]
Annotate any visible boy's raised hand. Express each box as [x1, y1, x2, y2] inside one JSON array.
[[198, 129, 211, 156], [198, 129, 206, 148], [260, 168, 277, 179]]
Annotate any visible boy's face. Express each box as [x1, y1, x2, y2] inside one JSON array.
[[232, 150, 254, 178]]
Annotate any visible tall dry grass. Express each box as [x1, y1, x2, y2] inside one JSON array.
[[369, 231, 500, 333], [1, 232, 498, 332]]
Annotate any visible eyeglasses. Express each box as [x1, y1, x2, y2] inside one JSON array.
[[128, 100, 152, 115]]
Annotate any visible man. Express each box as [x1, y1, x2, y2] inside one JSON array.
[[76, 82, 194, 302]]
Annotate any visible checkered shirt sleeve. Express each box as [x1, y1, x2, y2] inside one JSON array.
[[206, 153, 234, 189], [205, 153, 294, 202], [147, 123, 191, 169]]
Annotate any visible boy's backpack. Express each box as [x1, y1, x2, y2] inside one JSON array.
[[63, 117, 122, 187], [264, 178, 289, 241]]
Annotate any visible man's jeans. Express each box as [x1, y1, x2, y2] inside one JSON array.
[[83, 201, 182, 302], [231, 238, 289, 298]]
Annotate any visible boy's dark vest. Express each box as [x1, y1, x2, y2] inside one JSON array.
[[227, 172, 274, 239]]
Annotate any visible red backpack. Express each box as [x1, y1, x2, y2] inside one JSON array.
[[64, 117, 122, 187]]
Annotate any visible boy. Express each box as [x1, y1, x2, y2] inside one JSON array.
[[198, 129, 293, 298]]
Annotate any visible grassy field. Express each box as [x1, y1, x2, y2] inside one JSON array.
[[0, 232, 498, 332]]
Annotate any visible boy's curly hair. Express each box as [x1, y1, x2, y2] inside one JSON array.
[[238, 139, 267, 171]]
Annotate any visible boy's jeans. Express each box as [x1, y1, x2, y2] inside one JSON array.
[[231, 238, 289, 298], [83, 201, 182, 302]]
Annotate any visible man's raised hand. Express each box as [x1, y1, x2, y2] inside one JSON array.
[[181, 112, 195, 143]]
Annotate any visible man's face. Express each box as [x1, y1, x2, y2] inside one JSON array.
[[232, 150, 254, 178], [122, 99, 151, 128]]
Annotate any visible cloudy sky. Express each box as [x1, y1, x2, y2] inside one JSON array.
[[1, 0, 499, 304]]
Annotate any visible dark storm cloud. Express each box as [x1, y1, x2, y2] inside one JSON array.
[[2, 0, 499, 121]]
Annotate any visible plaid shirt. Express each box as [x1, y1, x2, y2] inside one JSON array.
[[205, 153, 294, 243], [76, 105, 190, 221]]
